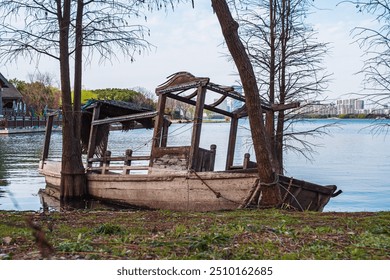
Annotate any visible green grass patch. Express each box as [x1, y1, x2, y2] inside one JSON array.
[[0, 210, 389, 260]]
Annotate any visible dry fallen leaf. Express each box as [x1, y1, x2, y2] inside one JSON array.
[[2, 236, 12, 245]]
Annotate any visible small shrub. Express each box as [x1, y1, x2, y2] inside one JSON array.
[[93, 223, 123, 235]]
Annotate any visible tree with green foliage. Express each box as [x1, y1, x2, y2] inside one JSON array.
[[10, 72, 61, 115], [10, 77, 61, 116], [92, 88, 155, 107]]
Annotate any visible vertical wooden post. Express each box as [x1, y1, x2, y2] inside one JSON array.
[[124, 149, 133, 175], [87, 104, 101, 168], [189, 86, 206, 171], [41, 114, 54, 168], [160, 118, 169, 147], [152, 94, 167, 148], [243, 153, 251, 169], [209, 144, 217, 171], [225, 115, 238, 170], [150, 94, 166, 166], [102, 150, 111, 174]]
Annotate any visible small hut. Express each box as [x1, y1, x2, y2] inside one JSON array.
[[0, 72, 24, 117]]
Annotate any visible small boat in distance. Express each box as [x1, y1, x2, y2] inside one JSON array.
[[39, 72, 341, 211]]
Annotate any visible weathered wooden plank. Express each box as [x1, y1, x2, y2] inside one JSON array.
[[160, 118, 170, 147], [189, 86, 206, 170], [91, 111, 158, 126], [101, 151, 111, 174], [151, 94, 167, 154], [226, 116, 238, 170], [209, 144, 217, 172], [156, 79, 209, 95], [208, 95, 227, 108], [124, 149, 133, 175], [88, 155, 150, 163], [87, 104, 101, 167], [88, 165, 149, 171], [165, 92, 234, 118], [41, 114, 54, 168], [206, 83, 245, 102]]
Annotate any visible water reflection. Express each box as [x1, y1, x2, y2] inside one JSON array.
[[0, 133, 50, 210], [39, 185, 144, 212], [0, 137, 9, 199]]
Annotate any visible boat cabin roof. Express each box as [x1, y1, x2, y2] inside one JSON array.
[[82, 99, 155, 129], [155, 71, 271, 118]]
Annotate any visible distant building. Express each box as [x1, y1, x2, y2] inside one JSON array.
[[336, 99, 365, 115], [231, 85, 244, 112], [295, 100, 337, 116], [0, 72, 25, 117], [370, 104, 390, 115]]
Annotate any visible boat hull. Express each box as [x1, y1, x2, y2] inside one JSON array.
[[87, 171, 256, 211], [39, 161, 339, 212]]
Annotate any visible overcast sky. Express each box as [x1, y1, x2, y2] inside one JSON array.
[[0, 0, 377, 101]]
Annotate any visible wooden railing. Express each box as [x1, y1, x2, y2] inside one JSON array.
[[194, 145, 217, 172], [87, 149, 150, 175], [228, 153, 257, 170], [0, 115, 62, 129], [150, 145, 217, 172]]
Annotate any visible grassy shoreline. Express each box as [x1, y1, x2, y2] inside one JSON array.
[[0, 209, 389, 260]]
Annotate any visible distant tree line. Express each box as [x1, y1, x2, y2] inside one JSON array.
[[10, 73, 61, 117], [10, 73, 156, 116], [86, 87, 156, 109]]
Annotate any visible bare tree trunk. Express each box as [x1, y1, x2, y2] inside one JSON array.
[[275, 0, 290, 174], [211, 0, 281, 207], [58, 0, 86, 199], [74, 0, 83, 141], [266, 0, 280, 173]]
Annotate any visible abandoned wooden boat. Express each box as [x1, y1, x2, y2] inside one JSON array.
[[39, 72, 342, 211]]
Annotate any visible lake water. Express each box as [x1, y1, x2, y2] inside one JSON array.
[[0, 119, 389, 212]]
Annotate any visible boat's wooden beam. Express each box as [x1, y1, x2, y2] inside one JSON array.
[[156, 80, 208, 95], [165, 92, 234, 118], [41, 114, 55, 168], [189, 86, 206, 170], [150, 94, 167, 166], [208, 95, 227, 108], [88, 155, 150, 163], [226, 115, 238, 170], [91, 111, 158, 126], [160, 118, 170, 147], [179, 88, 198, 100], [87, 104, 101, 167], [88, 165, 149, 172], [206, 83, 246, 102]]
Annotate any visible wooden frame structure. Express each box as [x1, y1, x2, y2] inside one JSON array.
[[151, 72, 298, 172]]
